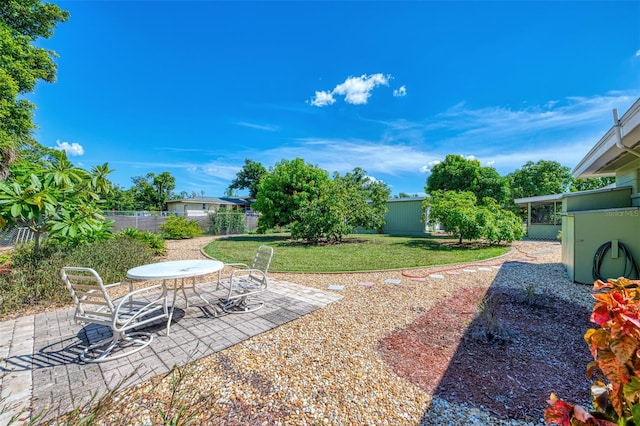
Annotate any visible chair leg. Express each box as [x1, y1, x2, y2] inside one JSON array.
[[80, 330, 154, 363], [220, 296, 264, 313]]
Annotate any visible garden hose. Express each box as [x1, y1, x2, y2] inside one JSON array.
[[592, 241, 640, 281]]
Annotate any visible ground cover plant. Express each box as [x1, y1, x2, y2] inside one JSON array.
[[0, 235, 156, 318], [203, 233, 510, 272]]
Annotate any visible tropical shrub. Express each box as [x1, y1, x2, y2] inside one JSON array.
[[120, 228, 166, 255], [159, 215, 202, 239], [0, 151, 113, 253], [544, 277, 640, 425]]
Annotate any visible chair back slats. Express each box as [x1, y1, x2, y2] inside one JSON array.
[[252, 245, 273, 273], [61, 267, 116, 321]]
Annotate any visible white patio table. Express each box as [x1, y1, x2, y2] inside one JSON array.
[[127, 259, 224, 335]]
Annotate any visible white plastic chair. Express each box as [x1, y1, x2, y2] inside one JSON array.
[[62, 267, 168, 363], [216, 245, 273, 313]]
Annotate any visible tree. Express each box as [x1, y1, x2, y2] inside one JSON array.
[[334, 167, 390, 232], [475, 166, 510, 205], [102, 183, 135, 211], [427, 155, 480, 194], [480, 199, 525, 244], [290, 168, 391, 244], [0, 150, 113, 252], [152, 171, 175, 211], [426, 154, 509, 205], [177, 190, 200, 199], [570, 176, 615, 192], [228, 159, 267, 198], [253, 158, 330, 232], [130, 171, 176, 211], [290, 181, 351, 244], [425, 191, 480, 244], [0, 0, 69, 179], [507, 160, 573, 199], [424, 190, 523, 244]]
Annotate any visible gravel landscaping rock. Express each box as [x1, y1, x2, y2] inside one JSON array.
[[15, 236, 591, 425]]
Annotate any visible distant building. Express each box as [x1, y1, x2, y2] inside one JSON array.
[[166, 197, 253, 217]]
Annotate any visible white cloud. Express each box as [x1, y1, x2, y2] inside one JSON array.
[[54, 140, 84, 156], [310, 74, 392, 107], [310, 90, 335, 107], [355, 92, 640, 178], [237, 121, 278, 132], [636, 49, 640, 57], [420, 160, 441, 173], [258, 137, 436, 178], [393, 85, 407, 97]]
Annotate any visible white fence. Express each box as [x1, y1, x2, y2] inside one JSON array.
[[0, 212, 259, 246], [0, 227, 35, 247]]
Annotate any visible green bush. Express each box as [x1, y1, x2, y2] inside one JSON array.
[[120, 228, 166, 255], [290, 196, 351, 244], [159, 215, 203, 239], [208, 211, 246, 235], [0, 236, 156, 316]]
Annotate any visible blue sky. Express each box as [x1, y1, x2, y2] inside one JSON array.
[[30, 1, 640, 197]]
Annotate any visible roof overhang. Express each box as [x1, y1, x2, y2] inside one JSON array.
[[573, 98, 640, 178], [514, 193, 563, 205], [514, 184, 626, 206]]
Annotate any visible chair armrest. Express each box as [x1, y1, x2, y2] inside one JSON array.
[[217, 263, 250, 289], [225, 262, 249, 269], [230, 268, 268, 289], [113, 284, 168, 330], [104, 281, 129, 289]]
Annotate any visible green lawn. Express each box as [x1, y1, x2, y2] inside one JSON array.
[[203, 234, 510, 272]]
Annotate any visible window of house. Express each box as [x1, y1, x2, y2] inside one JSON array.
[[531, 202, 560, 224]]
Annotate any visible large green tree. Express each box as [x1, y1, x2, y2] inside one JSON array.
[[426, 154, 509, 205], [424, 190, 523, 244], [130, 171, 176, 211], [0, 0, 69, 179], [228, 159, 267, 198], [334, 167, 390, 232], [291, 168, 391, 243], [102, 183, 135, 211], [507, 160, 573, 199], [290, 180, 351, 244], [253, 158, 330, 232], [425, 191, 480, 244]]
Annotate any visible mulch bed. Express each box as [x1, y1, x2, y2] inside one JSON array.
[[377, 285, 593, 422]]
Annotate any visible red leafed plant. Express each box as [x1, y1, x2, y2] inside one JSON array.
[[544, 277, 640, 426]]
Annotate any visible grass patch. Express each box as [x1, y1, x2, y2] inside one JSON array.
[[203, 234, 510, 272]]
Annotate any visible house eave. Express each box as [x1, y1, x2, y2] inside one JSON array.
[[573, 98, 640, 178]]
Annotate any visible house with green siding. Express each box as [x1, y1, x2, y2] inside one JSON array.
[[562, 98, 640, 284]]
